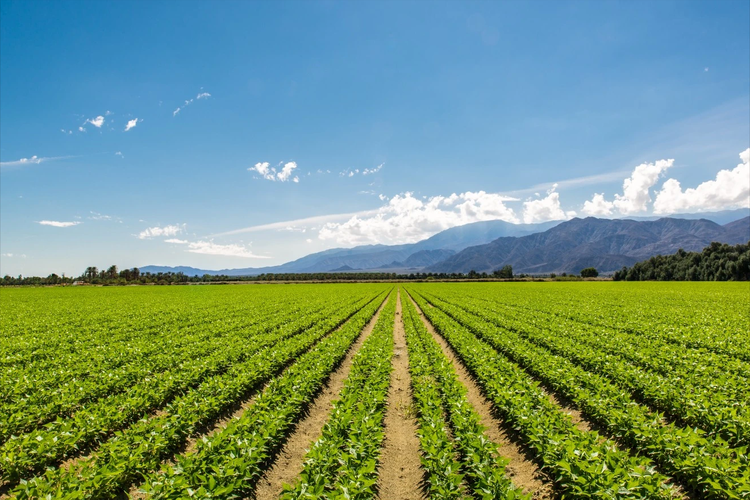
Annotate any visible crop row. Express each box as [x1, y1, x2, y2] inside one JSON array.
[[405, 288, 677, 499], [420, 288, 749, 450], [450, 289, 750, 383], [136, 289, 394, 499], [413, 288, 749, 499], [400, 292, 527, 500], [4, 289, 382, 488], [282, 290, 397, 498], [1, 299, 335, 443]]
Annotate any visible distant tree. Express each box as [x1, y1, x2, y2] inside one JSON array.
[[107, 265, 118, 279], [493, 265, 513, 279], [580, 267, 599, 278]]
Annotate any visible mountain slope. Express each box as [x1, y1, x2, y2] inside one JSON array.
[[428, 217, 750, 274]]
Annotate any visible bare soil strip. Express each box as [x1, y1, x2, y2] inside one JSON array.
[[129, 295, 390, 500], [252, 294, 392, 500], [407, 292, 551, 499], [376, 290, 426, 500]]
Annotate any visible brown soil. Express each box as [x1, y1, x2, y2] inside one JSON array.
[[407, 293, 552, 499], [376, 290, 426, 500], [252, 294, 391, 500]]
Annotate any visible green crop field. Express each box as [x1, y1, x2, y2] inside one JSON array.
[[0, 282, 748, 499]]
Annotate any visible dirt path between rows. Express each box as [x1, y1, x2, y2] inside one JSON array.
[[376, 290, 426, 500], [252, 293, 392, 500], [406, 291, 551, 499]]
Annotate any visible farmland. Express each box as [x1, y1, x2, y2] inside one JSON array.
[[0, 282, 748, 499]]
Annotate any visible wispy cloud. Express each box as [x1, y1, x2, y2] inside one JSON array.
[[165, 238, 188, 244], [124, 118, 141, 132], [1, 253, 27, 258], [211, 211, 376, 237], [186, 240, 270, 258], [1, 155, 76, 168], [138, 224, 185, 239], [115, 151, 123, 158], [248, 161, 299, 183], [173, 90, 212, 116], [38, 220, 81, 228], [88, 211, 112, 221]]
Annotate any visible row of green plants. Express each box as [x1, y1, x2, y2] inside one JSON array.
[[5, 291, 382, 488], [405, 288, 677, 499], [444, 287, 750, 383], [12, 289, 390, 498], [1, 298, 336, 444], [282, 291, 397, 498], [136, 290, 394, 499], [400, 291, 527, 499], [423, 289, 750, 447], [415, 289, 748, 499]]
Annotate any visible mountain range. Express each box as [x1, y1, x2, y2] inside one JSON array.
[[141, 209, 750, 276]]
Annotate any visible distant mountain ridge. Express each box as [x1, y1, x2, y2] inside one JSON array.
[[140, 209, 750, 276], [141, 219, 559, 275], [428, 216, 750, 274]]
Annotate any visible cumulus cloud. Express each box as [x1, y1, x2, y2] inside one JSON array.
[[248, 161, 299, 183], [124, 118, 141, 132], [196, 92, 211, 99], [612, 159, 674, 214], [86, 115, 105, 128], [581, 193, 615, 216], [186, 240, 270, 258], [38, 220, 81, 228], [522, 184, 576, 223], [653, 148, 750, 214], [319, 190, 519, 246], [138, 224, 185, 239]]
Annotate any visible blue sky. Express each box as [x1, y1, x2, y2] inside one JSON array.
[[1, 0, 749, 276]]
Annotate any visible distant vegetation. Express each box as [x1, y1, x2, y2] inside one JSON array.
[[613, 241, 750, 281]]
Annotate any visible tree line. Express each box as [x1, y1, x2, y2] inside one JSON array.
[[613, 241, 750, 281]]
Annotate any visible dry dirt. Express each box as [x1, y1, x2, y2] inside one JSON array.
[[252, 294, 391, 500], [406, 292, 553, 499], [375, 290, 426, 500]]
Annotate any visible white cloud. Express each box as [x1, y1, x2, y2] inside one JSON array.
[[248, 161, 299, 183], [2, 154, 78, 168], [522, 184, 576, 223], [88, 211, 112, 221], [613, 159, 674, 214], [124, 118, 141, 132], [79, 126, 86, 132], [115, 151, 123, 158], [277, 161, 298, 182], [2, 253, 27, 258], [173, 91, 211, 116], [86, 115, 105, 128], [653, 148, 750, 214], [319, 190, 519, 246], [186, 240, 270, 258], [38, 220, 81, 228], [165, 238, 188, 244], [363, 163, 384, 175], [581, 193, 615, 216], [138, 224, 185, 239]]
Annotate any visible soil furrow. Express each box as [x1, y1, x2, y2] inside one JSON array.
[[376, 290, 425, 500], [252, 294, 391, 499], [407, 292, 552, 499]]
